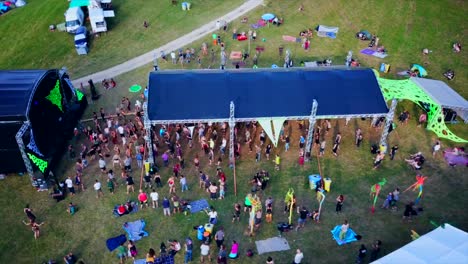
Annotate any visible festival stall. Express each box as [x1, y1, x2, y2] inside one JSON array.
[[0, 70, 87, 185]]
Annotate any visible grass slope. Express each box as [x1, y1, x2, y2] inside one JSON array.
[[0, 0, 243, 77]]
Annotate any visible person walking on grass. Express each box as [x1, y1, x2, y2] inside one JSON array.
[[150, 189, 159, 208], [215, 226, 225, 248], [125, 173, 135, 194], [23, 220, 44, 239], [200, 241, 211, 263], [94, 179, 104, 199], [432, 140, 441, 157], [336, 194, 345, 213], [293, 249, 304, 264], [232, 203, 241, 222], [180, 174, 189, 192], [184, 237, 193, 263], [162, 197, 171, 216], [107, 178, 115, 194], [168, 176, 176, 194], [217, 244, 228, 264], [390, 145, 399, 160], [138, 190, 149, 209], [356, 244, 367, 263], [65, 176, 75, 196], [295, 207, 309, 231], [319, 141, 326, 157]]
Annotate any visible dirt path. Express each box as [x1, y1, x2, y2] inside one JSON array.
[[72, 0, 264, 87]]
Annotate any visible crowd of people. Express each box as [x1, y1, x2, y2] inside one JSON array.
[[25, 82, 443, 263]]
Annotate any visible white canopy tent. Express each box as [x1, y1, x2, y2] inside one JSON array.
[[411, 77, 468, 123], [372, 224, 468, 264]]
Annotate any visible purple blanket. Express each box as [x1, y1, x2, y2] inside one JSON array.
[[444, 149, 468, 166]]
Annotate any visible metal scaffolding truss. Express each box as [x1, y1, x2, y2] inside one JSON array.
[[144, 113, 388, 126], [15, 122, 34, 179]]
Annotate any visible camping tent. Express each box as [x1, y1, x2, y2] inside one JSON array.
[[372, 224, 468, 264], [0, 70, 86, 183]]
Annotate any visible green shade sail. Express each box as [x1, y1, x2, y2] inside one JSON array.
[[378, 77, 467, 143]]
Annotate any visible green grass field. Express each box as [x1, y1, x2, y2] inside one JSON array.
[[0, 0, 467, 263], [0, 0, 243, 78]]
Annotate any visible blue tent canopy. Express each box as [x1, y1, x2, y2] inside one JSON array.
[[147, 68, 389, 123], [0, 70, 50, 121]]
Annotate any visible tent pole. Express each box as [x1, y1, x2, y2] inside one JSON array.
[[16, 122, 34, 183], [379, 99, 398, 149], [229, 101, 237, 196], [143, 102, 154, 164], [305, 100, 318, 162]]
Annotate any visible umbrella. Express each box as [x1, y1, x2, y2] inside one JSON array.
[[129, 84, 142, 93], [411, 64, 428, 77], [261, 13, 275, 20]]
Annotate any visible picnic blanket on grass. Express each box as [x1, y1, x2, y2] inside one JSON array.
[[317, 25, 339, 39], [106, 234, 127, 252], [189, 199, 210, 213], [230, 51, 242, 60], [134, 255, 175, 264], [255, 237, 291, 254], [123, 220, 148, 241], [251, 19, 266, 29], [282, 35, 300, 42], [360, 48, 388, 58], [331, 225, 358, 245], [444, 149, 468, 166]]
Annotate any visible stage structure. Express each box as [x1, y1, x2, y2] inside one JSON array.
[[144, 68, 391, 195], [0, 69, 87, 186]]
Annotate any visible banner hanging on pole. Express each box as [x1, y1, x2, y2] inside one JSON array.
[[188, 126, 195, 137], [272, 118, 286, 147], [258, 118, 275, 146]]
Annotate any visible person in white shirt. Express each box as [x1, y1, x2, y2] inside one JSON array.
[[65, 176, 75, 195], [93, 180, 104, 199], [293, 249, 304, 264], [99, 157, 106, 173], [150, 189, 159, 208], [200, 241, 211, 263], [207, 207, 218, 224], [432, 141, 441, 157]]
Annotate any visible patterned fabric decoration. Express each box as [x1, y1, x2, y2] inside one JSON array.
[[45, 79, 64, 112], [76, 89, 84, 101], [27, 152, 48, 173], [27, 129, 44, 157], [378, 77, 467, 143]]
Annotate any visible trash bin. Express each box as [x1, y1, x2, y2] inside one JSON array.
[[324, 177, 332, 192], [204, 223, 213, 234], [197, 225, 205, 240], [309, 175, 321, 190]]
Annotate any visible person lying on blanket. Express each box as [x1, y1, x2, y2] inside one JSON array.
[[117, 204, 128, 216]]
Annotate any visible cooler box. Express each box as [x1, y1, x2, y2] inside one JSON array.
[[309, 175, 321, 190], [324, 177, 332, 192], [204, 223, 214, 234]]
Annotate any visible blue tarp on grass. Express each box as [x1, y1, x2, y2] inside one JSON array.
[[148, 68, 388, 122]]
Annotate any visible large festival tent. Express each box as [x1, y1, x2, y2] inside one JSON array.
[[372, 224, 468, 264], [0, 70, 87, 185], [145, 67, 391, 193]]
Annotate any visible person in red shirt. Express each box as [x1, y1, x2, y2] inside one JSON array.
[[138, 190, 149, 209]]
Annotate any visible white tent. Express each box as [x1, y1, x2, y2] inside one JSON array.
[[372, 224, 468, 264], [411, 77, 468, 123]]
